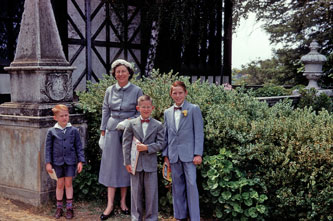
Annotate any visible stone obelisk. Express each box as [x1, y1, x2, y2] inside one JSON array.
[[0, 0, 86, 206]]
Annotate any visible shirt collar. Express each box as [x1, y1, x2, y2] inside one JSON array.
[[174, 102, 184, 108], [115, 82, 131, 90], [140, 116, 150, 121], [54, 123, 72, 130]]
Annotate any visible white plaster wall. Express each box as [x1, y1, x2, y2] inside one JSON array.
[[93, 46, 108, 79], [67, 1, 142, 91], [68, 1, 86, 91]]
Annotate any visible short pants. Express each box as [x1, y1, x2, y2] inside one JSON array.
[[53, 164, 76, 178]]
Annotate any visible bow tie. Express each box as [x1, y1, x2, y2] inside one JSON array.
[[174, 106, 182, 110], [141, 119, 150, 123]]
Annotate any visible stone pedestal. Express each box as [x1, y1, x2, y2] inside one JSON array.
[[0, 0, 87, 206], [9, 67, 74, 103]]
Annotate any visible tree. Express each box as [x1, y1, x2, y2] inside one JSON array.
[[142, 0, 225, 79], [232, 0, 333, 85], [240, 58, 285, 85], [0, 0, 24, 71]]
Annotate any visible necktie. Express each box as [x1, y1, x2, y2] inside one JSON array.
[[141, 119, 150, 123], [174, 106, 182, 110]]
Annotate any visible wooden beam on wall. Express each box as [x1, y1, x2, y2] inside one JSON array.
[[222, 0, 232, 84]]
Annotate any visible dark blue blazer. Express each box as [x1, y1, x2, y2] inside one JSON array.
[[45, 126, 85, 166]]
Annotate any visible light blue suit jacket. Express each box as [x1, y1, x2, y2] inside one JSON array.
[[162, 100, 204, 163], [123, 117, 165, 172]]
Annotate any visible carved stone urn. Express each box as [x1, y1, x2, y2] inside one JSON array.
[[301, 40, 327, 89]]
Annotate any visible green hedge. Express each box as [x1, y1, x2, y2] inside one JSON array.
[[75, 70, 333, 220], [250, 83, 292, 97]]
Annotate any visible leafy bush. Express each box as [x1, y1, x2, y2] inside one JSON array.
[[297, 88, 333, 113], [202, 148, 268, 220], [73, 164, 105, 200], [240, 108, 333, 220], [202, 85, 333, 220], [73, 75, 116, 200], [76, 70, 333, 220], [74, 71, 187, 206], [251, 83, 291, 97]]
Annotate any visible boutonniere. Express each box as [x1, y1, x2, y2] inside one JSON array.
[[182, 110, 188, 117]]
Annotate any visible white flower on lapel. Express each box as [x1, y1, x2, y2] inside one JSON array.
[[182, 110, 188, 117]]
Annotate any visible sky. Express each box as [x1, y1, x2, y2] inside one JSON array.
[[232, 13, 274, 69]]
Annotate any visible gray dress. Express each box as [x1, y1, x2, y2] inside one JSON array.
[[99, 83, 143, 187]]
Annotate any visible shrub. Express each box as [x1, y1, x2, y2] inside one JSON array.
[[73, 75, 116, 200], [201, 148, 268, 220], [76, 70, 333, 220], [297, 88, 333, 113], [240, 108, 333, 220], [251, 83, 292, 97]]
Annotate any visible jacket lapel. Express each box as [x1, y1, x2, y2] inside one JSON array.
[[132, 118, 144, 142], [168, 107, 177, 133], [143, 120, 157, 143]]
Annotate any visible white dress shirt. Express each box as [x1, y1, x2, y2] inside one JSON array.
[[174, 103, 183, 131], [140, 116, 149, 137]]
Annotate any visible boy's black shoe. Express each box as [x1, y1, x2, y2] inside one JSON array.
[[66, 208, 74, 219], [54, 208, 63, 219]]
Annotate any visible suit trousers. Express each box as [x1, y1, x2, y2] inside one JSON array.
[[170, 161, 200, 221], [131, 171, 158, 221]]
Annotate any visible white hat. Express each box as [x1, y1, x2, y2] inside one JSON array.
[[111, 59, 134, 72]]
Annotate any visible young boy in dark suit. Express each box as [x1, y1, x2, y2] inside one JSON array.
[[123, 95, 165, 221], [45, 104, 85, 219]]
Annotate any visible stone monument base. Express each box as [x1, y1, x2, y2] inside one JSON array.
[[0, 182, 54, 207]]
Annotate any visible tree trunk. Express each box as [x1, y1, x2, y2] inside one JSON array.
[[145, 21, 160, 76]]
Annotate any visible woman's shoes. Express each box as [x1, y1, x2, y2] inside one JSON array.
[[121, 208, 130, 215], [100, 209, 114, 220], [100, 207, 129, 219]]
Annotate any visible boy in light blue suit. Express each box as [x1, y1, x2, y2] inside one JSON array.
[[163, 81, 204, 221], [123, 95, 165, 221]]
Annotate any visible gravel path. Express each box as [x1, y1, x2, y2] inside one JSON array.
[[0, 196, 176, 220], [0, 197, 54, 221]]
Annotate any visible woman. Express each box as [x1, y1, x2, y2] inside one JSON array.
[[99, 59, 143, 220]]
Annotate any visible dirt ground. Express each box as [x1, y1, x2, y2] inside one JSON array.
[[0, 196, 177, 221]]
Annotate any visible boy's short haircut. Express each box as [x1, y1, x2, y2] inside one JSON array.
[[170, 81, 187, 95], [52, 104, 69, 115], [137, 95, 153, 105]]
